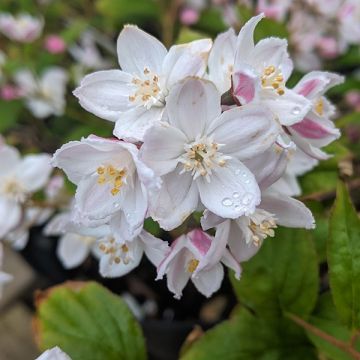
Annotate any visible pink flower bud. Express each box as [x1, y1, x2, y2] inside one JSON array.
[[44, 35, 66, 54], [0, 84, 22, 101], [179, 7, 199, 26], [316, 37, 338, 59]]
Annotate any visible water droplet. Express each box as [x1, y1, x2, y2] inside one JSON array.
[[114, 203, 120, 209], [292, 106, 301, 115], [222, 198, 233, 207], [242, 193, 254, 205], [244, 179, 250, 184], [126, 213, 132, 219], [232, 192, 240, 199], [234, 205, 243, 212], [235, 169, 241, 175]]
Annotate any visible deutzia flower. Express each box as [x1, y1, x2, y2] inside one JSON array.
[[0, 13, 43, 43], [74, 25, 212, 141], [141, 78, 280, 230], [52, 135, 158, 240], [0, 243, 12, 299], [209, 14, 312, 126], [289, 71, 344, 160], [98, 229, 169, 278], [0, 139, 52, 239], [14, 67, 68, 119], [157, 228, 241, 299], [36, 347, 71, 360]]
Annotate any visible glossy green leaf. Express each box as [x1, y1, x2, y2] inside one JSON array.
[[0, 100, 22, 132], [300, 170, 338, 195], [231, 227, 318, 319], [181, 308, 317, 360], [328, 181, 360, 330], [35, 281, 146, 360]]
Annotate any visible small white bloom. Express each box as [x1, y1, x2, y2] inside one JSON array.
[[74, 25, 212, 141], [0, 13, 43, 42], [141, 78, 280, 230], [36, 347, 71, 360], [14, 67, 68, 119], [0, 138, 52, 239]]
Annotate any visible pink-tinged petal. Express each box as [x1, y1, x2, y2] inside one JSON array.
[[192, 263, 224, 298], [208, 28, 237, 93], [140, 123, 187, 176], [18, 154, 52, 192], [117, 25, 167, 75], [260, 190, 315, 229], [262, 89, 312, 126], [244, 138, 296, 189], [235, 13, 265, 63], [232, 66, 260, 104], [140, 230, 170, 266], [209, 103, 280, 160], [163, 39, 212, 88], [57, 233, 91, 269], [113, 106, 164, 142], [197, 158, 261, 219], [99, 241, 144, 278], [150, 168, 199, 231], [187, 229, 211, 257], [200, 210, 224, 231], [221, 248, 242, 279], [291, 117, 340, 140], [0, 198, 21, 239], [294, 71, 344, 99], [73, 70, 134, 122], [166, 78, 222, 140]]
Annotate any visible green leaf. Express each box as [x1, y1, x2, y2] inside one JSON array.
[[176, 28, 208, 44], [0, 100, 22, 132], [195, 8, 227, 36], [181, 308, 317, 360], [35, 281, 147, 360], [231, 227, 318, 319], [337, 112, 360, 129], [300, 170, 338, 195], [328, 181, 360, 330], [308, 292, 359, 360]]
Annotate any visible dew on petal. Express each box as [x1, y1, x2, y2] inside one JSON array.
[[291, 106, 301, 115], [222, 198, 233, 207], [232, 192, 240, 199], [242, 193, 254, 205]]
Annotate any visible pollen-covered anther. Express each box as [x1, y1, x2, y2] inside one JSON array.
[[180, 136, 230, 181], [98, 239, 132, 265], [187, 258, 199, 273], [261, 65, 286, 96], [314, 97, 324, 116], [96, 165, 126, 196], [129, 67, 162, 107], [248, 210, 277, 247]]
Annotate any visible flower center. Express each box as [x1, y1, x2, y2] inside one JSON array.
[[179, 136, 229, 181], [261, 65, 285, 96], [248, 209, 277, 246], [129, 67, 164, 108], [187, 258, 199, 273], [98, 238, 132, 265], [97, 165, 126, 196], [1, 178, 27, 203], [314, 97, 324, 116]]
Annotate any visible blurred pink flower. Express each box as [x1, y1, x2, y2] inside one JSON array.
[[179, 7, 199, 25], [345, 90, 360, 112], [316, 37, 339, 58], [44, 35, 66, 54], [0, 84, 22, 101]]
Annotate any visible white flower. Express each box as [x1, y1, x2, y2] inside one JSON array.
[[208, 14, 312, 126], [141, 78, 280, 230], [0, 139, 52, 239], [289, 71, 344, 160], [52, 135, 158, 240], [74, 25, 212, 141], [98, 229, 169, 278], [0, 243, 13, 299], [0, 13, 43, 43], [36, 347, 71, 360], [14, 67, 68, 119], [338, 0, 360, 46], [157, 228, 241, 299]]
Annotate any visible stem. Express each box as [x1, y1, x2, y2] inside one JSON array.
[[286, 313, 360, 360], [161, 0, 183, 48]]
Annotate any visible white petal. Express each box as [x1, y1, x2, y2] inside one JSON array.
[[17, 154, 52, 192], [163, 39, 212, 88], [0, 142, 20, 176], [197, 158, 261, 219], [209, 103, 280, 160], [260, 190, 315, 229], [57, 233, 91, 269], [36, 347, 72, 360], [6, 227, 29, 250], [192, 263, 224, 298], [221, 248, 242, 279], [73, 70, 134, 122], [262, 89, 312, 126], [0, 198, 21, 238], [117, 25, 167, 75], [200, 210, 224, 230], [150, 168, 199, 231], [113, 106, 164, 142], [140, 122, 186, 176], [13, 69, 37, 94], [208, 28, 237, 94], [26, 99, 55, 119], [166, 78, 222, 140], [140, 230, 170, 266], [43, 213, 71, 236]]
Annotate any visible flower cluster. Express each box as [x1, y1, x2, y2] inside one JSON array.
[[51, 15, 343, 299]]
